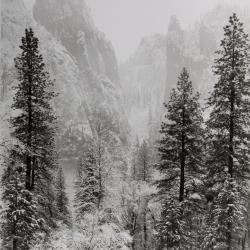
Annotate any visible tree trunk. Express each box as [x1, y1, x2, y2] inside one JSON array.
[[13, 238, 18, 250], [143, 209, 147, 250], [26, 53, 33, 191], [228, 85, 234, 178], [143, 158, 146, 182], [228, 30, 235, 178], [179, 107, 185, 202], [97, 141, 102, 209]]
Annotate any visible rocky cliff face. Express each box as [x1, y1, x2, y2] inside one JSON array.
[[165, 15, 213, 104], [1, 0, 89, 149], [121, 5, 250, 141], [34, 0, 129, 150], [33, 0, 119, 85], [1, 0, 128, 152], [120, 17, 215, 139], [165, 6, 250, 104], [120, 34, 166, 139]]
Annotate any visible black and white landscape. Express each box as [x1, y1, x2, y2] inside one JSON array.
[[1, 0, 250, 249]]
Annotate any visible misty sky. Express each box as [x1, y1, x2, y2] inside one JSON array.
[[86, 0, 250, 62]]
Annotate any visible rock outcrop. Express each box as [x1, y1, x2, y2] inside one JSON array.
[[1, 0, 129, 159]]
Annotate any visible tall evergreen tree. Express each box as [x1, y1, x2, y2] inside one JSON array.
[[11, 28, 57, 192], [89, 108, 114, 208], [1, 147, 43, 250], [156, 198, 184, 249], [202, 178, 245, 250], [137, 140, 151, 182], [204, 13, 250, 248], [155, 68, 204, 249], [1, 28, 58, 246], [207, 13, 250, 182], [74, 144, 100, 218]]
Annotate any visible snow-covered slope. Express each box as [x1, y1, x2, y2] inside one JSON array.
[[1, 0, 129, 151], [33, 0, 119, 85], [1, 0, 130, 203], [33, 0, 129, 148], [1, 0, 92, 139]]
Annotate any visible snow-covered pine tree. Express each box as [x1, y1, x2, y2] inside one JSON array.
[[74, 144, 100, 219], [89, 108, 115, 208], [155, 68, 204, 249], [204, 13, 250, 248], [137, 140, 151, 182], [55, 167, 71, 226], [1, 147, 43, 250], [131, 137, 140, 180], [156, 198, 184, 249], [9, 28, 58, 231], [11, 28, 57, 191], [202, 178, 245, 250]]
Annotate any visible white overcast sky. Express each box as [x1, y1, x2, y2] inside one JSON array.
[[86, 0, 250, 62]]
